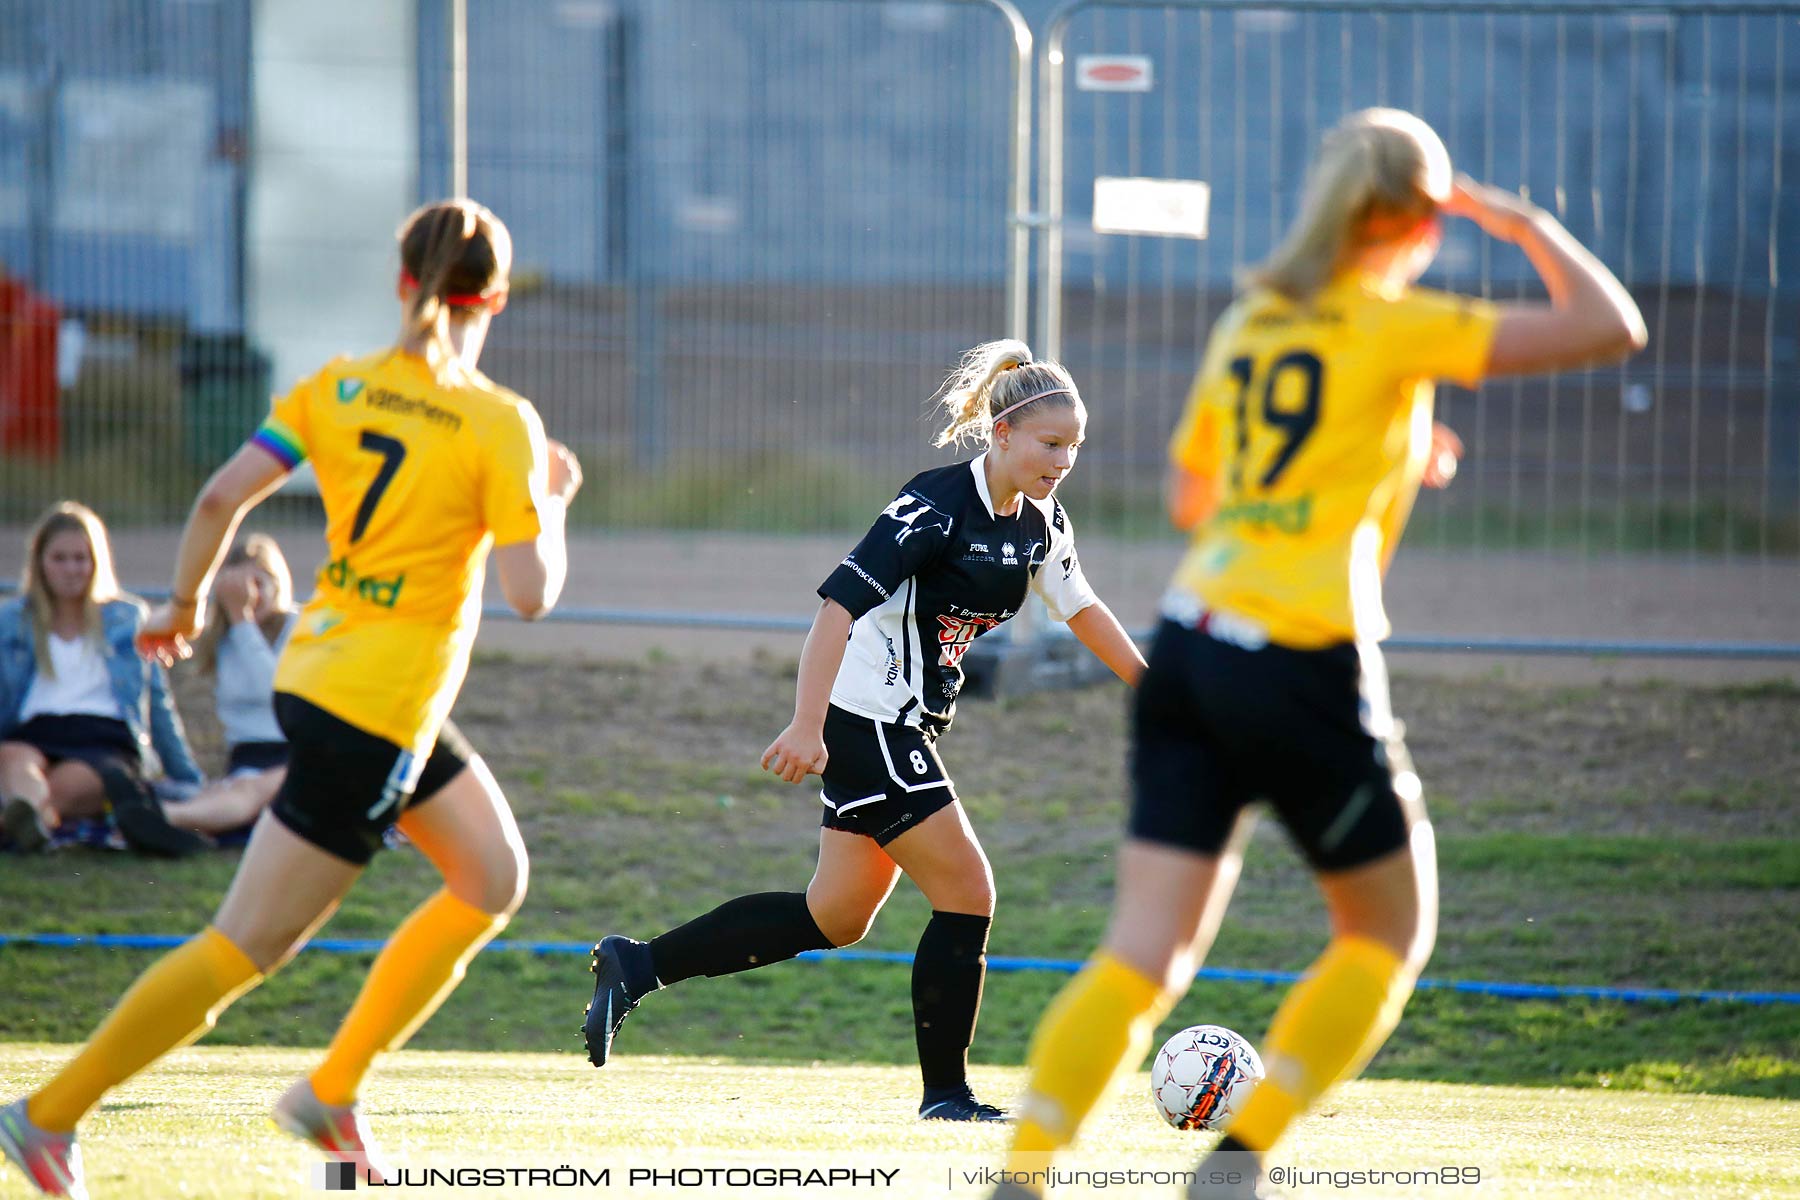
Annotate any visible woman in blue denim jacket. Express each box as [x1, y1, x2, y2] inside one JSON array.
[[0, 502, 203, 854]]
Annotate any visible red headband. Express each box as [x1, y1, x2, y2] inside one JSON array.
[[400, 269, 498, 308]]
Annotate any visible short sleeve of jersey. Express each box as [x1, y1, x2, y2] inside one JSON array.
[[1168, 370, 1223, 476], [483, 403, 548, 546], [250, 373, 316, 470], [1381, 288, 1501, 388], [818, 490, 956, 619], [1168, 309, 1240, 475], [1030, 501, 1099, 623]]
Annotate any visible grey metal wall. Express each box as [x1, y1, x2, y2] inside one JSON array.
[[0, 0, 250, 327], [5, 2, 1795, 314], [419, 0, 1800, 296], [409, 0, 1028, 533], [1049, 3, 1799, 292], [417, 0, 1015, 287]]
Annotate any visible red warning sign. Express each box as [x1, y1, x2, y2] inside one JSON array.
[[1075, 55, 1154, 93]]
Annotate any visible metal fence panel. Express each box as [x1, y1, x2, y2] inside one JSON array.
[[1041, 0, 1800, 648], [417, 0, 1032, 533], [2, 0, 1028, 540]]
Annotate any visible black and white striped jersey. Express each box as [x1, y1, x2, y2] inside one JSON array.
[[817, 453, 1099, 732]]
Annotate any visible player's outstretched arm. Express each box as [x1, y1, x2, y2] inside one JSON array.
[[1164, 463, 1221, 533], [1447, 175, 1648, 377], [139, 443, 292, 665], [494, 437, 582, 620], [762, 598, 854, 784], [1066, 599, 1145, 687]]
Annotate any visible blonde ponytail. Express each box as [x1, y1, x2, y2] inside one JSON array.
[[933, 339, 1033, 448], [1247, 108, 1451, 302], [932, 339, 1084, 449]]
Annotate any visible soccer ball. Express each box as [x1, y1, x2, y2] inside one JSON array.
[[1149, 1024, 1263, 1131]]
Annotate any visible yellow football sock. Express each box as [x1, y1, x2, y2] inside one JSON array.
[[1006, 953, 1174, 1188], [29, 927, 261, 1132], [1228, 936, 1409, 1153], [310, 889, 505, 1106]]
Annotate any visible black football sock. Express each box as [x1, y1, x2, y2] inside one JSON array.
[[646, 892, 833, 986], [913, 910, 993, 1092]]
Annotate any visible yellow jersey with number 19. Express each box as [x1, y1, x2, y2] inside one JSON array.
[[1166, 274, 1498, 649], [250, 350, 548, 756]]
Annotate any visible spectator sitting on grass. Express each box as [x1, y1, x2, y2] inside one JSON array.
[[0, 501, 207, 856], [159, 534, 298, 841]]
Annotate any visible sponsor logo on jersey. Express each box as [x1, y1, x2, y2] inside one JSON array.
[[1249, 307, 1344, 328], [337, 378, 365, 403], [882, 634, 901, 686], [1026, 540, 1047, 571], [936, 613, 1002, 667], [1001, 542, 1017, 565], [360, 387, 465, 433], [1216, 493, 1313, 534], [838, 555, 890, 601], [322, 555, 406, 608], [882, 494, 955, 545]]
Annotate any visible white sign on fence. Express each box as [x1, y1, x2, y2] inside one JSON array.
[[1075, 55, 1154, 92], [1092, 176, 1210, 239]]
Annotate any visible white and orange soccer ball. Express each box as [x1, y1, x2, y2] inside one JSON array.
[[1149, 1024, 1264, 1131]]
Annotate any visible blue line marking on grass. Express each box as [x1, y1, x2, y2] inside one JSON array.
[[2, 932, 1795, 1005]]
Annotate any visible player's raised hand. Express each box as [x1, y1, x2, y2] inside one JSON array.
[[1443, 175, 1540, 243], [761, 721, 828, 785], [1423, 421, 1464, 489], [547, 437, 583, 502], [136, 599, 204, 667], [213, 564, 258, 625]]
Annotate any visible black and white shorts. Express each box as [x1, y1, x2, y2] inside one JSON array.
[[818, 705, 959, 846]]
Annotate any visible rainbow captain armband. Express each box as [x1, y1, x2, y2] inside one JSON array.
[[250, 419, 306, 469]]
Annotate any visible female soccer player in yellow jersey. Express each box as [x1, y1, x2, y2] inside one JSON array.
[[0, 199, 582, 1198], [992, 109, 1646, 1200]]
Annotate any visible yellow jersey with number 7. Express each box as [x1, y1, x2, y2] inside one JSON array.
[[1166, 275, 1498, 649], [250, 350, 549, 755]]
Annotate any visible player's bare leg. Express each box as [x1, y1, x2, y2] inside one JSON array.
[[5, 814, 358, 1198], [287, 761, 523, 1182]]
